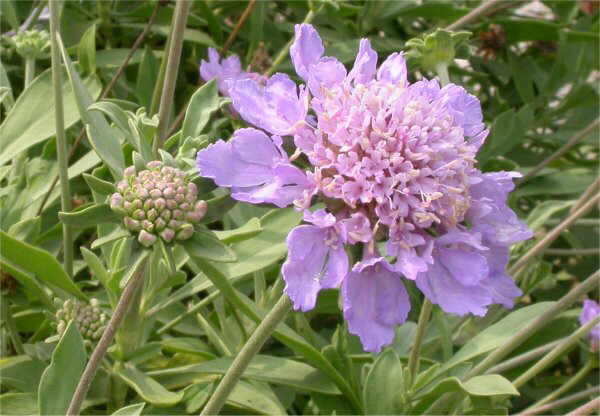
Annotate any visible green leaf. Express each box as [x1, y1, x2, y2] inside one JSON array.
[[150, 355, 340, 395], [115, 365, 183, 406], [363, 349, 404, 415], [213, 217, 262, 244], [57, 34, 125, 177], [88, 101, 130, 134], [91, 228, 130, 250], [38, 321, 86, 415], [525, 200, 575, 231], [59, 204, 121, 228], [516, 169, 597, 197], [0, 69, 101, 166], [78, 24, 96, 75], [83, 173, 117, 195], [0, 393, 37, 416], [111, 403, 145, 416], [0, 355, 46, 394], [201, 193, 237, 224], [160, 337, 215, 358], [438, 302, 555, 375], [462, 375, 519, 396], [181, 80, 221, 140], [136, 47, 159, 110], [0, 231, 87, 300], [228, 380, 286, 415], [0, 261, 55, 310], [7, 217, 41, 243], [181, 229, 237, 263]]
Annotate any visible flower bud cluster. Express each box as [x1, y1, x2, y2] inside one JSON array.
[[55, 298, 107, 342], [110, 161, 207, 247], [12, 29, 50, 60]]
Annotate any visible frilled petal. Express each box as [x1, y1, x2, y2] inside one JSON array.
[[339, 212, 372, 244], [388, 238, 433, 281], [580, 300, 600, 343], [290, 23, 324, 81], [199, 48, 244, 95], [348, 39, 378, 85], [442, 84, 485, 138], [196, 128, 286, 187], [416, 260, 492, 317], [303, 208, 337, 228], [482, 245, 522, 308], [342, 258, 410, 353], [377, 52, 407, 86], [282, 225, 348, 312], [231, 75, 308, 135], [468, 172, 533, 246], [307, 57, 347, 98]]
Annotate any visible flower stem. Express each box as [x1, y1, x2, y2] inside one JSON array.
[[24, 58, 35, 88], [570, 177, 600, 214], [566, 397, 600, 416], [470, 269, 600, 378], [522, 360, 594, 412], [408, 298, 433, 386], [221, 0, 256, 54], [153, 0, 190, 155], [510, 193, 600, 279], [200, 294, 292, 415], [66, 257, 147, 416], [512, 314, 600, 388], [487, 338, 564, 374], [264, 7, 321, 76], [435, 62, 450, 86], [519, 386, 600, 416], [445, 0, 502, 31], [49, 0, 73, 277]]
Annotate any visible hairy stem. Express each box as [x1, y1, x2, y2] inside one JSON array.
[[445, 0, 503, 30], [512, 315, 600, 388], [154, 0, 190, 154], [24, 58, 35, 87], [408, 299, 433, 385], [520, 118, 600, 184], [570, 177, 600, 214], [66, 258, 147, 416], [487, 338, 564, 374], [518, 387, 600, 416], [545, 248, 599, 256], [522, 360, 594, 412], [566, 397, 600, 416], [49, 0, 73, 277], [435, 62, 450, 86], [200, 294, 292, 415]]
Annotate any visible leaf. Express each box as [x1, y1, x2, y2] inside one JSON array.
[[478, 105, 533, 164], [526, 200, 575, 231], [218, 208, 302, 279], [57, 34, 125, 177], [0, 231, 87, 300], [136, 47, 159, 110], [363, 349, 404, 415], [160, 337, 215, 358], [150, 355, 340, 395], [115, 365, 183, 406], [38, 321, 86, 415], [0, 69, 101, 166], [88, 101, 130, 134], [0, 355, 46, 393], [462, 375, 519, 396], [83, 173, 117, 195], [213, 217, 262, 244], [228, 380, 286, 415], [181, 80, 221, 140], [0, 393, 37, 416], [78, 24, 96, 75], [516, 169, 597, 197], [59, 204, 121, 228], [91, 228, 130, 250], [438, 302, 555, 375], [201, 193, 237, 224], [181, 229, 237, 263], [111, 403, 145, 416]]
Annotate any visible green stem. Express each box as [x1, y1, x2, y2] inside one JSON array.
[[153, 0, 190, 155], [1, 299, 24, 355], [264, 7, 320, 76], [408, 299, 433, 386], [66, 257, 148, 416], [435, 62, 450, 86], [512, 315, 600, 388], [24, 58, 35, 88], [49, 0, 73, 277], [523, 360, 594, 413], [200, 294, 292, 415], [487, 338, 564, 374]]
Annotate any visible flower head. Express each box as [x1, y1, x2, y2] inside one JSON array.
[[110, 161, 207, 247], [11, 29, 50, 60], [54, 298, 107, 343], [580, 299, 600, 351], [196, 24, 532, 353]]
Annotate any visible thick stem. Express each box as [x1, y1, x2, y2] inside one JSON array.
[[566, 397, 600, 416], [445, 0, 503, 30], [24, 58, 35, 88], [520, 119, 600, 184], [153, 0, 190, 154], [200, 294, 292, 415], [523, 360, 594, 412], [510, 193, 600, 278], [49, 0, 73, 277], [66, 258, 147, 416], [545, 248, 599, 256], [468, 270, 600, 378], [570, 178, 600, 214], [512, 315, 600, 388], [519, 386, 600, 416], [408, 299, 433, 385], [487, 338, 564, 374]]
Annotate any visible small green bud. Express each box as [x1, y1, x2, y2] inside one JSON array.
[[12, 29, 50, 60], [405, 29, 471, 73]]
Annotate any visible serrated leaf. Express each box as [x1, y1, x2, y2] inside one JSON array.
[[38, 322, 86, 415]]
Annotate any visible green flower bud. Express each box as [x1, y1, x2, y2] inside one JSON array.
[[405, 29, 471, 73], [12, 29, 50, 60]]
